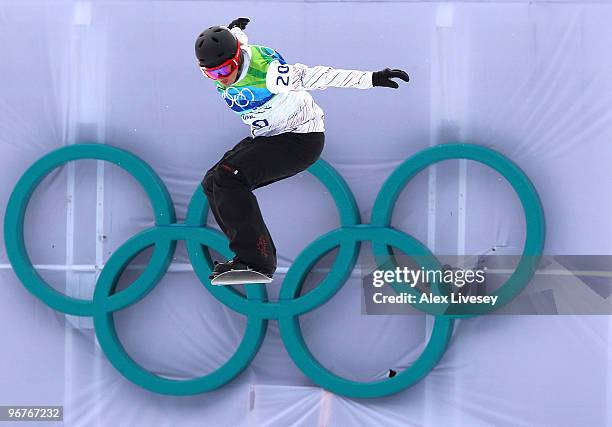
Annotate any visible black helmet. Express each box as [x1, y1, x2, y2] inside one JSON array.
[[195, 26, 239, 68]]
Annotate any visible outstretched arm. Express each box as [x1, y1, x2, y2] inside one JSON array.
[[266, 62, 409, 94]]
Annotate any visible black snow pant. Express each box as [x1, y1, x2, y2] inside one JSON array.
[[201, 131, 325, 274]]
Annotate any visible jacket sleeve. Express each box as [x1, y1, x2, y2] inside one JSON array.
[[229, 27, 248, 45], [266, 61, 373, 94]]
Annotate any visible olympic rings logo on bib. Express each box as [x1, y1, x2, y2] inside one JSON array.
[[221, 87, 256, 109], [3, 143, 545, 398]]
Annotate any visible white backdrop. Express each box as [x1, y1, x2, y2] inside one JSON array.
[[0, 1, 611, 426]]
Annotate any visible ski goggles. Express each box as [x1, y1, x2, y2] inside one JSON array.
[[199, 41, 241, 80]]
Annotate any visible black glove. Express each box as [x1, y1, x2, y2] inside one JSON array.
[[228, 17, 250, 30], [372, 68, 410, 89]]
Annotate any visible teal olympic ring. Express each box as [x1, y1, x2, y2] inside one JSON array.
[[4, 143, 545, 398]]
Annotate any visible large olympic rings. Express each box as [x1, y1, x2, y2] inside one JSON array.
[[4, 143, 545, 398]]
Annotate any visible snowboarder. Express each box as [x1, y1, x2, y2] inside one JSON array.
[[197, 17, 409, 283]]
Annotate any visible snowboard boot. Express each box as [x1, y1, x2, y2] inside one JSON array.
[[209, 258, 274, 280]]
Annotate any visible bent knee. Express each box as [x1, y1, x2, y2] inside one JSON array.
[[212, 163, 251, 188]]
